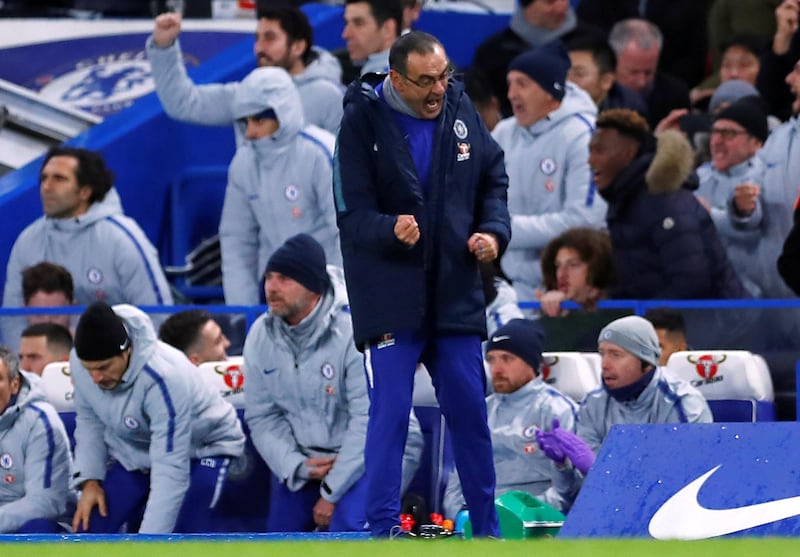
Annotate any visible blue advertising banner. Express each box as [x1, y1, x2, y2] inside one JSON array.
[[0, 31, 250, 116], [560, 423, 800, 539]]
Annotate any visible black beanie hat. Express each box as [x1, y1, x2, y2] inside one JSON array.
[[74, 301, 130, 361], [714, 95, 769, 143], [508, 40, 571, 101], [265, 234, 330, 295], [485, 319, 544, 372]]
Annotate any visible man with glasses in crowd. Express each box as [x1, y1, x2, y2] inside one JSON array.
[[334, 30, 510, 538], [695, 96, 770, 298]]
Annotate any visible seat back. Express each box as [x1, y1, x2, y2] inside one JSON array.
[[541, 352, 601, 403], [167, 166, 228, 302], [194, 356, 271, 531], [665, 350, 776, 422], [196, 356, 245, 409], [40, 361, 76, 446], [580, 352, 603, 383]]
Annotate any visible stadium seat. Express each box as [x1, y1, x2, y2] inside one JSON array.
[[408, 364, 455, 516], [165, 165, 228, 302], [580, 352, 602, 382], [40, 361, 76, 447], [541, 352, 601, 403], [196, 357, 271, 531], [196, 356, 245, 409], [665, 350, 776, 422]]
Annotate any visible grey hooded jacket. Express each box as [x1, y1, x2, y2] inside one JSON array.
[[0, 371, 75, 533], [696, 155, 768, 297], [2, 188, 172, 343], [243, 267, 379, 504], [493, 83, 606, 302], [220, 66, 340, 305], [69, 304, 244, 533], [146, 37, 344, 134]]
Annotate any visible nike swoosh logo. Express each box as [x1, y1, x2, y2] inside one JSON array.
[[492, 335, 510, 342], [649, 465, 800, 540], [262, 368, 277, 375]]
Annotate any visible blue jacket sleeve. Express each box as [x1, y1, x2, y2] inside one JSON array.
[[333, 105, 406, 254], [474, 127, 512, 255]]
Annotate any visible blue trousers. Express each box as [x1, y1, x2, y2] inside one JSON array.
[[266, 473, 368, 532], [17, 519, 67, 533], [82, 456, 231, 533], [363, 331, 499, 537]]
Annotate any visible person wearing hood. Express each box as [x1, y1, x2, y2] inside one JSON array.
[[147, 7, 344, 134], [590, 108, 746, 299], [69, 302, 245, 534], [0, 346, 76, 533], [2, 147, 172, 345], [218, 66, 339, 306], [334, 31, 510, 538], [493, 41, 607, 303], [536, 316, 712, 468], [242, 234, 422, 532], [443, 319, 581, 520]]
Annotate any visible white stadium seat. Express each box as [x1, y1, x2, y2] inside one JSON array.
[[40, 361, 74, 412], [665, 350, 775, 422], [541, 352, 602, 403], [197, 356, 245, 408]]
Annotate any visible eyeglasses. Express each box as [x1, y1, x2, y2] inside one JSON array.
[[709, 127, 749, 140], [401, 65, 454, 89]]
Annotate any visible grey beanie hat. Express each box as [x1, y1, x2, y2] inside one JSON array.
[[709, 80, 759, 114], [598, 315, 661, 367]]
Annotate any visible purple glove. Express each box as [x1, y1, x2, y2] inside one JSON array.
[[535, 425, 566, 464], [536, 419, 596, 475]]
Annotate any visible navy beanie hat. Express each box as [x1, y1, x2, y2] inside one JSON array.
[[714, 95, 769, 143], [74, 301, 130, 361], [508, 40, 571, 101], [265, 233, 330, 295], [485, 319, 544, 372]]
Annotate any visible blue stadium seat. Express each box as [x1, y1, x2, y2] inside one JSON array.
[[165, 165, 228, 302]]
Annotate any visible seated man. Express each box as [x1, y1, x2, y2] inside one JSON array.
[[443, 319, 581, 520], [536, 316, 712, 474], [644, 308, 689, 366], [159, 310, 230, 365], [219, 66, 340, 305], [242, 234, 418, 532], [3, 147, 172, 345], [18, 323, 72, 376], [70, 302, 245, 534], [590, 109, 746, 299], [0, 346, 75, 533]]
